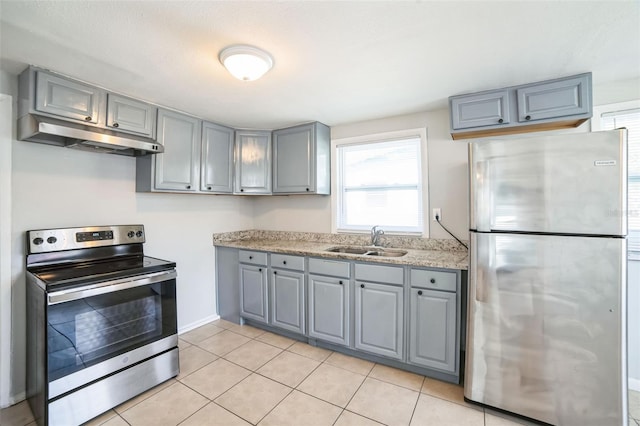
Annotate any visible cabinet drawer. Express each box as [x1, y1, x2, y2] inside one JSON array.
[[308, 258, 350, 278], [410, 269, 457, 292], [355, 263, 403, 285], [239, 250, 267, 265], [271, 253, 305, 271]]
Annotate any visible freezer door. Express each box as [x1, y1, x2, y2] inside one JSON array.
[[469, 129, 627, 236], [465, 232, 627, 426]]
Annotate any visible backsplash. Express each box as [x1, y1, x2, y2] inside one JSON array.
[[212, 230, 468, 252]]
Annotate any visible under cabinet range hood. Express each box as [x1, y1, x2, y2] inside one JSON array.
[[18, 114, 163, 157]]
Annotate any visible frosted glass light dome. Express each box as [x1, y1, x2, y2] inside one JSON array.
[[219, 45, 274, 81]]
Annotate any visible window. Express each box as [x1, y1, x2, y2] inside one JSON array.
[[599, 106, 640, 254], [333, 129, 427, 234]]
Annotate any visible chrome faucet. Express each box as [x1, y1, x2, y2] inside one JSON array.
[[371, 226, 384, 246]]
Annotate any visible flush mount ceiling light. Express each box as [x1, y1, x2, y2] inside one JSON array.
[[219, 45, 274, 81]]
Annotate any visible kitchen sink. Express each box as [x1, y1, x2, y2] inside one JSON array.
[[325, 246, 407, 257]]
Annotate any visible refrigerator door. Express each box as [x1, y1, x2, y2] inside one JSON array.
[[465, 232, 627, 426], [469, 129, 627, 236]]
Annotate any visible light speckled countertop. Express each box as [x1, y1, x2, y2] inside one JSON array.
[[212, 230, 469, 270]]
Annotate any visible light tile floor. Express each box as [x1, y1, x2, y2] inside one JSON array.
[[2, 320, 640, 426]]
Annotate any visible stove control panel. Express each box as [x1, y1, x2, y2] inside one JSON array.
[[27, 225, 145, 254]]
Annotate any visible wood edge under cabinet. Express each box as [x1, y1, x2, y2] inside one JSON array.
[[451, 117, 589, 140]]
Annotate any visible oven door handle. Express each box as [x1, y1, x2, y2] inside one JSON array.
[[47, 270, 177, 305]]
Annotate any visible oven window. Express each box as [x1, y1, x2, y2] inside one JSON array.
[[47, 280, 176, 381]]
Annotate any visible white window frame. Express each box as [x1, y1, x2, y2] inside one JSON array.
[[330, 128, 429, 237], [593, 99, 640, 259]]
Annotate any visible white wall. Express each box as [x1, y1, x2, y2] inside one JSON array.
[[1, 70, 255, 403], [253, 109, 470, 240]]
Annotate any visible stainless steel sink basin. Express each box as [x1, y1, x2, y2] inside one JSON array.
[[325, 246, 407, 257], [366, 249, 407, 257]]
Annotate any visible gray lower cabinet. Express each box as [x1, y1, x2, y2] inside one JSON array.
[[354, 281, 404, 360], [272, 122, 330, 194], [235, 130, 272, 194], [308, 274, 349, 346], [409, 288, 456, 372], [239, 263, 268, 324], [270, 269, 305, 334]]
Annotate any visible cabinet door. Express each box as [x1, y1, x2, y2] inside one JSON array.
[[154, 109, 200, 191], [450, 90, 510, 130], [201, 122, 234, 193], [516, 74, 591, 122], [35, 70, 102, 124], [308, 274, 349, 346], [106, 94, 156, 137], [240, 264, 268, 323], [273, 124, 315, 193], [354, 282, 403, 359], [270, 269, 305, 334], [235, 131, 272, 194], [409, 288, 456, 372]]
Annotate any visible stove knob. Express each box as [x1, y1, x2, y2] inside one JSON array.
[[33, 237, 44, 245], [127, 231, 135, 238], [136, 231, 143, 238], [47, 236, 57, 244]]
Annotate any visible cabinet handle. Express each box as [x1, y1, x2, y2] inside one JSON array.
[[283, 260, 287, 265], [207, 186, 212, 190], [525, 115, 531, 121], [112, 122, 120, 128], [85, 116, 92, 121], [240, 189, 244, 192], [360, 284, 364, 288], [306, 188, 310, 192], [249, 256, 253, 259], [274, 271, 277, 275], [259, 268, 262, 272], [339, 280, 343, 285], [498, 118, 504, 124], [430, 278, 436, 284], [418, 290, 423, 296], [186, 185, 191, 189]]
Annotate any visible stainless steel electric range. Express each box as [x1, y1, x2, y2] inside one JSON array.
[[25, 225, 179, 426]]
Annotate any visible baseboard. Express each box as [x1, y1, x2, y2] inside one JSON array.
[[1, 391, 26, 409], [629, 377, 640, 392], [178, 314, 220, 335]]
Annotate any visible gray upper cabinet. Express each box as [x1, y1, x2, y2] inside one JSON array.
[[272, 122, 330, 195], [152, 109, 200, 192], [35, 70, 103, 124], [106, 93, 156, 137], [201, 122, 234, 193], [516, 74, 591, 123], [235, 130, 272, 194], [450, 90, 510, 130], [409, 288, 456, 372], [449, 73, 592, 140]]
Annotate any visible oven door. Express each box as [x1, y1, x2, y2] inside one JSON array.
[[46, 269, 177, 399]]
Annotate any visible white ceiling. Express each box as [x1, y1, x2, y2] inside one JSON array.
[[1, 1, 639, 129]]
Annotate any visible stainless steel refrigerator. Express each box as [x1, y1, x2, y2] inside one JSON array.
[[466, 129, 629, 426]]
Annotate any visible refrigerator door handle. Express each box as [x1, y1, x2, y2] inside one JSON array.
[[469, 144, 492, 232]]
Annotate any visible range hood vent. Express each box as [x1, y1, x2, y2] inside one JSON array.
[[18, 114, 163, 157]]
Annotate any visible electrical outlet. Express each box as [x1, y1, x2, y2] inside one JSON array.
[[432, 208, 441, 221]]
